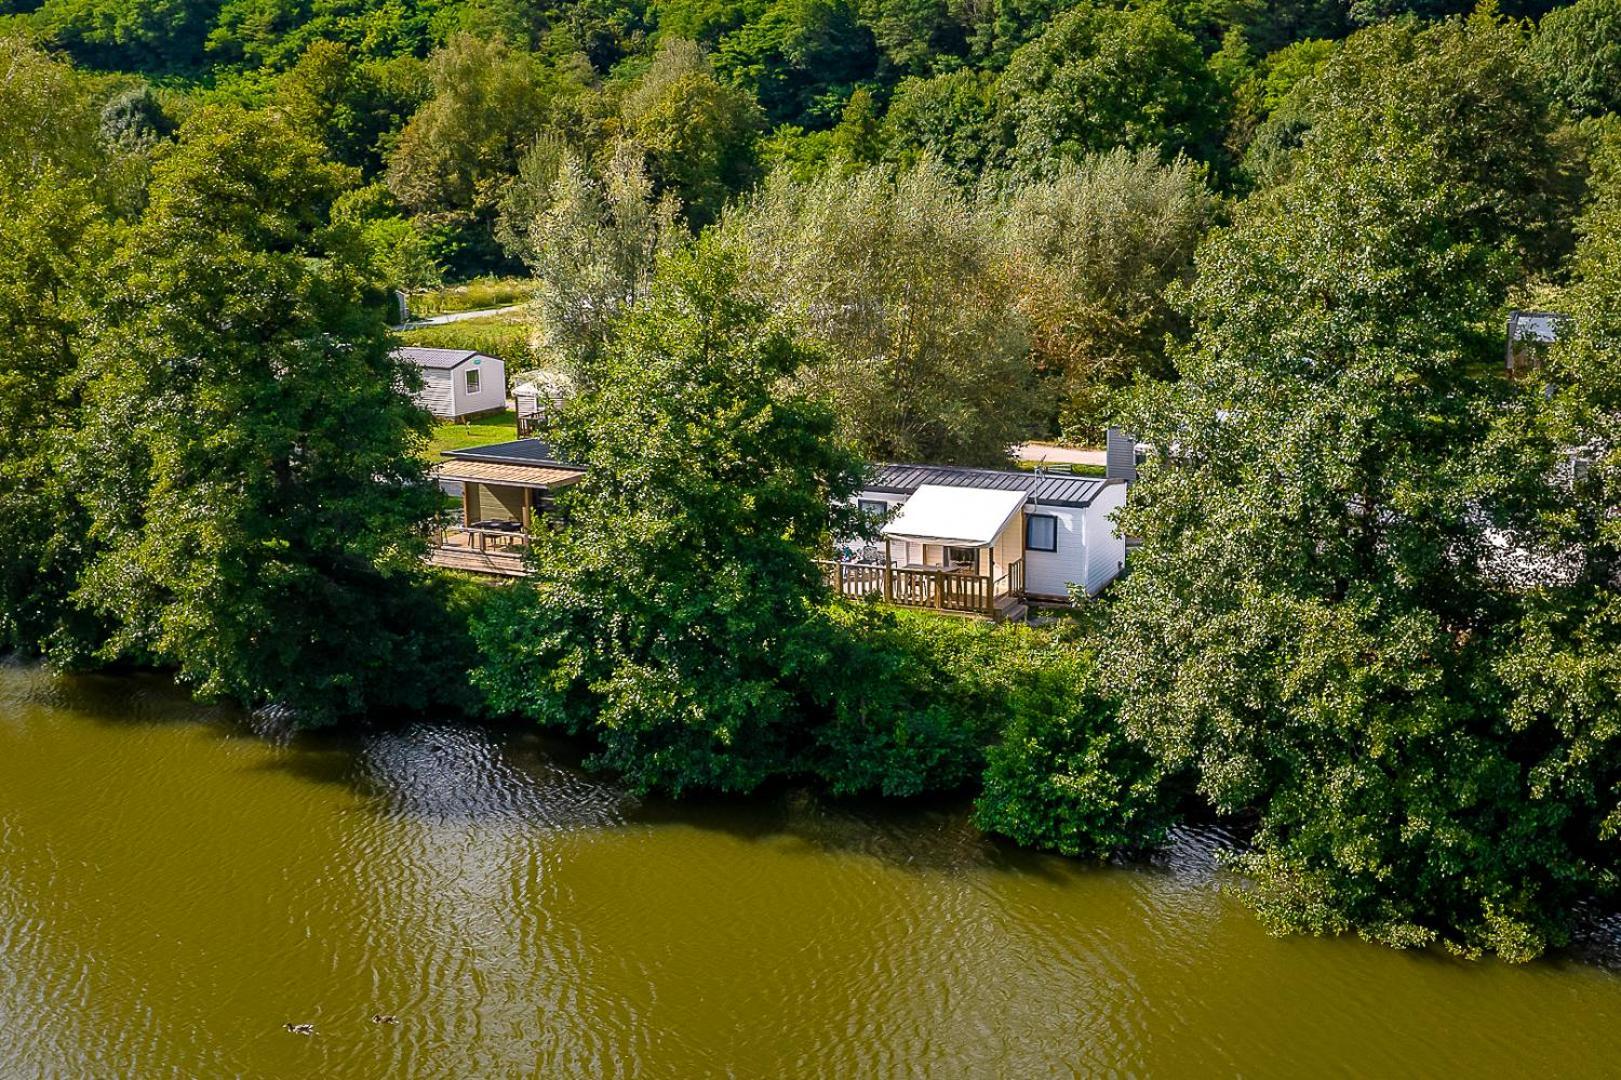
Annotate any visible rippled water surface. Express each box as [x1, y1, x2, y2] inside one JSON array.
[[5, 661, 1621, 1077]]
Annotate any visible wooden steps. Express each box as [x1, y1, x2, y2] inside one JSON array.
[[993, 596, 1028, 624]]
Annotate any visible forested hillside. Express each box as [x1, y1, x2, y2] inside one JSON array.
[[9, 0, 1621, 449], [9, 0, 1621, 964], [7, 0, 1619, 445]]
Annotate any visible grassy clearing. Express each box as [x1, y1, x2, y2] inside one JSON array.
[[1015, 460, 1107, 477], [398, 311, 536, 365], [410, 276, 534, 316], [424, 410, 520, 459]]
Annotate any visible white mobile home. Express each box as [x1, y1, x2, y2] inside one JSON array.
[[1506, 310, 1564, 374], [512, 369, 575, 437], [824, 463, 1128, 620], [396, 346, 507, 420]]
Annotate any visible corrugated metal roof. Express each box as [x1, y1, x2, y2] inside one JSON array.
[[394, 346, 490, 370], [866, 463, 1118, 508], [436, 444, 1111, 505], [443, 439, 583, 470]]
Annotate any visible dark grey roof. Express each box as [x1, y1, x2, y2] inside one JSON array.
[[866, 463, 1120, 508], [393, 346, 495, 370], [443, 439, 583, 471]]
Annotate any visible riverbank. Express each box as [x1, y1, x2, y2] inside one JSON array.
[[5, 660, 1621, 1076]]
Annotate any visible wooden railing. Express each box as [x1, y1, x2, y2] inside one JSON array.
[[1001, 557, 1024, 599], [825, 560, 887, 602], [818, 558, 1025, 618], [425, 521, 533, 577], [433, 522, 530, 554]]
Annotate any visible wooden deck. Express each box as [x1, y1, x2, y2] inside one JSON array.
[[426, 525, 532, 578], [427, 546, 529, 576], [818, 559, 1027, 622], [424, 532, 1028, 612]]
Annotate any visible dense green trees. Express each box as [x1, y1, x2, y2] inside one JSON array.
[[1000, 148, 1216, 439], [332, 182, 446, 302], [852, 3, 1230, 184], [723, 161, 1035, 464], [0, 40, 111, 656], [1483, 137, 1621, 944], [13, 0, 1615, 257], [27, 0, 1603, 276], [715, 152, 1213, 457], [0, 42, 470, 717], [273, 41, 422, 172], [714, 0, 875, 127], [73, 107, 453, 720], [499, 138, 681, 371], [0, 181, 105, 656], [15, 0, 1621, 274], [36, 0, 219, 71], [973, 626, 1170, 858], [1533, 0, 1621, 117], [621, 38, 763, 223], [473, 240, 867, 793], [466, 235, 1163, 812], [880, 69, 999, 181], [996, 1, 1228, 176], [386, 35, 584, 266], [1105, 13, 1594, 958]]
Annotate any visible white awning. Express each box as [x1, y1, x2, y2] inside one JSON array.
[[880, 484, 1027, 547]]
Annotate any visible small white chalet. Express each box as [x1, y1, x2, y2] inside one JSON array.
[[395, 346, 507, 420], [1507, 310, 1564, 374], [824, 463, 1128, 621]]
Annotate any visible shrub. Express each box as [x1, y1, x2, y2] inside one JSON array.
[[973, 634, 1172, 858], [805, 605, 1005, 797], [809, 605, 1172, 863]]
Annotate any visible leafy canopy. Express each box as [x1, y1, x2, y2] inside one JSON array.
[[74, 105, 452, 722], [996, 0, 1229, 178], [473, 238, 867, 794], [721, 160, 1036, 465], [0, 39, 113, 656], [1107, 12, 1591, 959]]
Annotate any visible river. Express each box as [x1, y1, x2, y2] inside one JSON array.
[[3, 660, 1621, 1077]]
